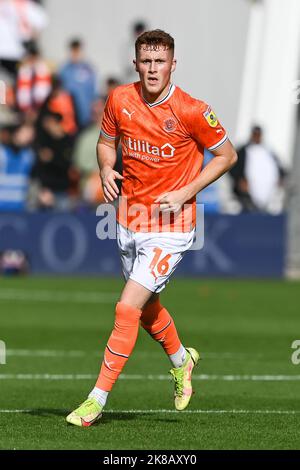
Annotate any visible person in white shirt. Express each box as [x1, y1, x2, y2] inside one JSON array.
[[230, 126, 286, 213], [0, 0, 47, 77]]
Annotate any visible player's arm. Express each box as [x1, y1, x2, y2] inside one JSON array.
[[156, 139, 237, 212], [97, 135, 123, 202], [181, 139, 237, 199]]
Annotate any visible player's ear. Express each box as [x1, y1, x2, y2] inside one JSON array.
[[133, 59, 138, 71], [171, 59, 177, 73]]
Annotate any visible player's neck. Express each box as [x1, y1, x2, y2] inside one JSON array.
[[141, 82, 172, 105]]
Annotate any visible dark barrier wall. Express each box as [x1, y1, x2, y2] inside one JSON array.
[[0, 212, 285, 277]]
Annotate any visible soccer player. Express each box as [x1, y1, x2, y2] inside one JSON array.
[[66, 30, 237, 427]]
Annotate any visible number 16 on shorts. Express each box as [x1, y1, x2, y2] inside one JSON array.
[[149, 248, 172, 281]]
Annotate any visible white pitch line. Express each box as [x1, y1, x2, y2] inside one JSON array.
[[0, 289, 118, 304], [6, 350, 86, 358], [0, 409, 299, 415], [1, 373, 300, 381], [4, 349, 263, 359]]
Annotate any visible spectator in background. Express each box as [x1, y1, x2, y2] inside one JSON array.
[[102, 76, 121, 101], [38, 75, 78, 137], [31, 112, 75, 210], [59, 38, 98, 130], [14, 0, 48, 48], [121, 20, 148, 83], [230, 125, 286, 213], [74, 76, 122, 208], [0, 120, 35, 211], [0, 69, 16, 124], [16, 41, 52, 120], [73, 98, 105, 208], [0, 0, 47, 78]]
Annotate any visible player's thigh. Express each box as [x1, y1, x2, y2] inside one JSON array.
[[117, 223, 135, 280], [130, 231, 195, 293], [119, 279, 154, 309]]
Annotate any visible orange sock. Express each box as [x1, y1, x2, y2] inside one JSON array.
[[96, 302, 142, 391], [140, 299, 181, 355]]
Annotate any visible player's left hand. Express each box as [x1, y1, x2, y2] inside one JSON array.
[[154, 189, 188, 213]]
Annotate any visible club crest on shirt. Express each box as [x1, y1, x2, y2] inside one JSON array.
[[203, 106, 218, 127], [163, 117, 177, 133]]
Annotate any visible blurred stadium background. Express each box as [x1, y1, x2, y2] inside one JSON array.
[[1, 0, 300, 450]]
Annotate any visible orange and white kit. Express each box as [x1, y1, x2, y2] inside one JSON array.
[[101, 82, 228, 232], [100, 82, 228, 291], [117, 223, 195, 292]]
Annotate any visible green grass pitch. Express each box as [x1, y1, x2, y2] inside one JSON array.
[[0, 277, 300, 450]]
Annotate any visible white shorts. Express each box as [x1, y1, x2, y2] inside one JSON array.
[[117, 223, 195, 293]]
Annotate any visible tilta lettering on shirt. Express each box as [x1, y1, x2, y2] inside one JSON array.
[[124, 137, 175, 158]]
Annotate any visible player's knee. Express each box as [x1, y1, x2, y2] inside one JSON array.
[[114, 301, 142, 329]]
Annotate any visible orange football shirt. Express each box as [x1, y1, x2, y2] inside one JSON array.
[[100, 82, 228, 232]]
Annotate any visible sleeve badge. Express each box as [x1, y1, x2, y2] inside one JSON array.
[[203, 106, 218, 127]]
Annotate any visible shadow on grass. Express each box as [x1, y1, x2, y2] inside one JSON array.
[[24, 409, 180, 424]]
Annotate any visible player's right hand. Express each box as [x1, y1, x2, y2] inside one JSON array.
[[100, 167, 124, 202]]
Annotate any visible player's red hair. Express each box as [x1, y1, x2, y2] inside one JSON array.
[[135, 29, 174, 56]]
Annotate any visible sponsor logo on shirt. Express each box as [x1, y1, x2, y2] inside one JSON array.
[[123, 137, 175, 160]]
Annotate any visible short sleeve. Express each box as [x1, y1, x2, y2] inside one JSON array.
[[188, 102, 228, 151], [100, 90, 120, 140]]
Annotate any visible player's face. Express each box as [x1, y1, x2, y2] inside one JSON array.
[[134, 46, 176, 103]]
